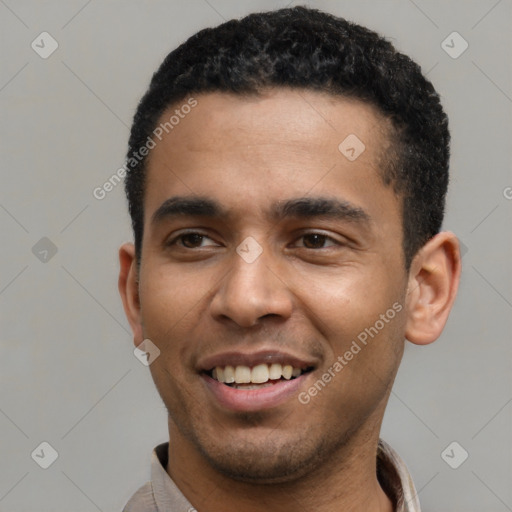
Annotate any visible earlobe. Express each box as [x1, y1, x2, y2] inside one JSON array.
[[118, 242, 144, 346], [404, 232, 461, 345]]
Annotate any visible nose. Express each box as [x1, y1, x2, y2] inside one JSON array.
[[210, 248, 293, 328]]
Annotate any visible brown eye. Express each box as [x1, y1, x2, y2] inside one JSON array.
[[180, 233, 206, 248], [302, 233, 329, 249], [166, 231, 219, 250]]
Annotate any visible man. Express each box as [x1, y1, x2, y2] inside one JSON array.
[[118, 6, 461, 511]]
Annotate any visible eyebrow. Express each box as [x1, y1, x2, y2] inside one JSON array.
[[272, 197, 371, 224], [151, 196, 225, 225], [151, 195, 371, 225]]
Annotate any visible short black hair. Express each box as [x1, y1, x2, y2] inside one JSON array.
[[125, 6, 450, 269]]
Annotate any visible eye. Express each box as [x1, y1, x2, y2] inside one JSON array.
[[294, 233, 338, 249], [169, 232, 219, 248]]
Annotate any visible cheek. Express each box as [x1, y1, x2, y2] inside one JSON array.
[[290, 263, 406, 384], [332, 300, 406, 396], [305, 310, 406, 427], [289, 263, 397, 334], [137, 266, 208, 376], [139, 263, 211, 329], [139, 268, 204, 411]]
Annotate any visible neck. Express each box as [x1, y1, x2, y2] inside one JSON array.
[[166, 415, 394, 512]]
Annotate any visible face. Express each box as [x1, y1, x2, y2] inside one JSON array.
[[130, 89, 411, 482]]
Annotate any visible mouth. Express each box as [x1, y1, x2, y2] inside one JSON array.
[[198, 351, 317, 412], [207, 363, 314, 390]]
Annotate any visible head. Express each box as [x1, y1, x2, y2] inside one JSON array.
[[119, 6, 460, 484], [125, 6, 450, 270]]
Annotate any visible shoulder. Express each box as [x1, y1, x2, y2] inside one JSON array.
[[122, 482, 157, 512], [377, 439, 421, 512]]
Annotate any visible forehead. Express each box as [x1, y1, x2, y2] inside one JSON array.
[[143, 89, 397, 224], [157, 89, 389, 154]]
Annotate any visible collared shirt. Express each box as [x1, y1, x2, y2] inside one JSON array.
[[123, 439, 421, 512]]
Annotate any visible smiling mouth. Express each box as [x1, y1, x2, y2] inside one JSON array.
[[207, 363, 314, 390]]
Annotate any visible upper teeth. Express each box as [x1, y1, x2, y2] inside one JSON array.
[[212, 364, 303, 384]]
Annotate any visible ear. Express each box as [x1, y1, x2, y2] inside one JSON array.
[[118, 242, 144, 347], [405, 232, 461, 345]]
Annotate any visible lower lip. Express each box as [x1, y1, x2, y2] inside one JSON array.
[[202, 374, 309, 412]]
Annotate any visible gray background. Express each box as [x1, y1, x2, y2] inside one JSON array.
[[0, 1, 511, 511]]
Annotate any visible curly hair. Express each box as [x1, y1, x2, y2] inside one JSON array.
[[125, 6, 450, 269]]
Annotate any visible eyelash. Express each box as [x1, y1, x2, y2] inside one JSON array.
[[167, 231, 217, 248], [167, 231, 341, 249]]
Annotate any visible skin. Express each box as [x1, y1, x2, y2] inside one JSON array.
[[119, 89, 461, 512]]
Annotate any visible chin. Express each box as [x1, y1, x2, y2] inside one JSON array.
[[193, 427, 342, 484], [205, 450, 313, 484]]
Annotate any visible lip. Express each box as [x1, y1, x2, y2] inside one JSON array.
[[202, 372, 311, 412], [197, 349, 317, 372]]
